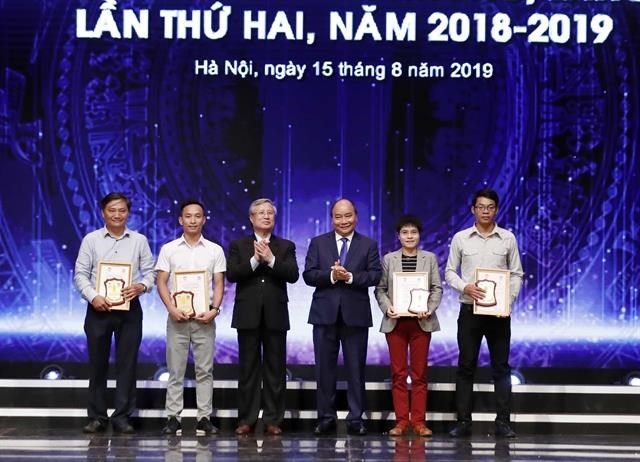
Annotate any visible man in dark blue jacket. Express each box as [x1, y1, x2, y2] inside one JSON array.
[[303, 198, 381, 436]]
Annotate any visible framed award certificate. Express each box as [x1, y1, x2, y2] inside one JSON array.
[[96, 261, 132, 311], [392, 272, 430, 316], [473, 268, 511, 316], [173, 270, 210, 316]]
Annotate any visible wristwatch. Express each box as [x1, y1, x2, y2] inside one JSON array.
[[209, 305, 221, 313]]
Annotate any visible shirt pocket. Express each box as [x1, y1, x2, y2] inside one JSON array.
[[491, 248, 508, 266], [462, 248, 479, 263], [461, 248, 479, 268]]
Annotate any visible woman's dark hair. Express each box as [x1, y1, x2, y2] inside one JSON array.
[[395, 214, 423, 233]]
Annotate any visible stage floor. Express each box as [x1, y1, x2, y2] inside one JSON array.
[[1, 428, 639, 461]]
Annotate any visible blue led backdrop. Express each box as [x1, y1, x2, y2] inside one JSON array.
[[1, 0, 638, 370]]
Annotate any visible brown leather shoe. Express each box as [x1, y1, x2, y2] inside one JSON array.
[[413, 423, 433, 437], [265, 424, 282, 436], [235, 424, 253, 435], [388, 423, 409, 436]]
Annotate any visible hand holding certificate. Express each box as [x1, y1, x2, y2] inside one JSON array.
[[96, 261, 133, 311], [173, 270, 210, 317], [392, 272, 430, 316], [473, 268, 511, 316]]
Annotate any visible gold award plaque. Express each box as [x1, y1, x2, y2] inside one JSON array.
[[173, 290, 196, 317], [173, 270, 210, 315], [96, 261, 133, 311]]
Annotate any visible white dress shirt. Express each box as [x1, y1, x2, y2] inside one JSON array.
[[155, 234, 226, 303]]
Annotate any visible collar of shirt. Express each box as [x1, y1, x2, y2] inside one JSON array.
[[178, 234, 206, 248], [254, 233, 272, 242], [469, 223, 506, 239], [334, 232, 354, 244], [101, 226, 131, 240]]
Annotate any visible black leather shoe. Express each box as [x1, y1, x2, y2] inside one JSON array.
[[313, 420, 337, 436], [162, 416, 182, 435], [346, 421, 367, 436], [196, 417, 218, 436], [112, 421, 135, 434], [448, 422, 472, 438], [82, 420, 107, 434], [495, 422, 516, 438]]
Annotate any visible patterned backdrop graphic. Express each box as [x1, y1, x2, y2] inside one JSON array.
[[0, 0, 639, 369]]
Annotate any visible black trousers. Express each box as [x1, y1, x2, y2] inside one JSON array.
[[455, 303, 511, 424], [236, 324, 287, 427], [84, 298, 143, 425]]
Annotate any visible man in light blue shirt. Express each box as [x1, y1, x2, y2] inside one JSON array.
[[74, 192, 155, 434]]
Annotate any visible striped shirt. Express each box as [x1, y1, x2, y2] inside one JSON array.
[[401, 254, 418, 272]]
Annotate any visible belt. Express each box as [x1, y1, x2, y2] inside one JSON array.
[[461, 303, 474, 311]]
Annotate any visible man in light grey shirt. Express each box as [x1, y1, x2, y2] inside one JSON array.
[[74, 192, 155, 434], [445, 188, 524, 439]]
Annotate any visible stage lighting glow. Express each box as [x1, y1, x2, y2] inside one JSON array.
[[40, 365, 64, 380], [624, 372, 640, 387], [511, 371, 525, 386], [153, 367, 170, 382]]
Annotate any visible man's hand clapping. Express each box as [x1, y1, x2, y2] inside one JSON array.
[[254, 239, 274, 264]]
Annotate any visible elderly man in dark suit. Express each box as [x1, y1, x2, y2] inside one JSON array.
[[303, 198, 382, 436], [227, 198, 299, 436]]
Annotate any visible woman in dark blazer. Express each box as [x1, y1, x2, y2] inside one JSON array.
[[375, 215, 443, 436]]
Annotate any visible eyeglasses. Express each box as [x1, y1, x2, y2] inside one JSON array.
[[474, 205, 496, 212], [253, 210, 275, 217]]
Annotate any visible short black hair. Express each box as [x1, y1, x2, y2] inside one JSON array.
[[100, 192, 131, 211], [395, 214, 423, 233], [330, 198, 358, 216], [179, 199, 205, 215], [472, 188, 499, 208]]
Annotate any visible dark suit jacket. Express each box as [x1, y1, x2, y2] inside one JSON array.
[[303, 231, 382, 327], [227, 235, 299, 330]]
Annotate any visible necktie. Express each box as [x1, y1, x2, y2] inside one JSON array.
[[339, 237, 349, 265]]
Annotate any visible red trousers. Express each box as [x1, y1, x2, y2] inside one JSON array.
[[385, 318, 432, 426]]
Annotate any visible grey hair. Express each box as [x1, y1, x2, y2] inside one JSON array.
[[249, 198, 277, 216]]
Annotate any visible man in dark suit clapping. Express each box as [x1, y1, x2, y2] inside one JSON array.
[[227, 198, 299, 436], [303, 198, 382, 436]]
